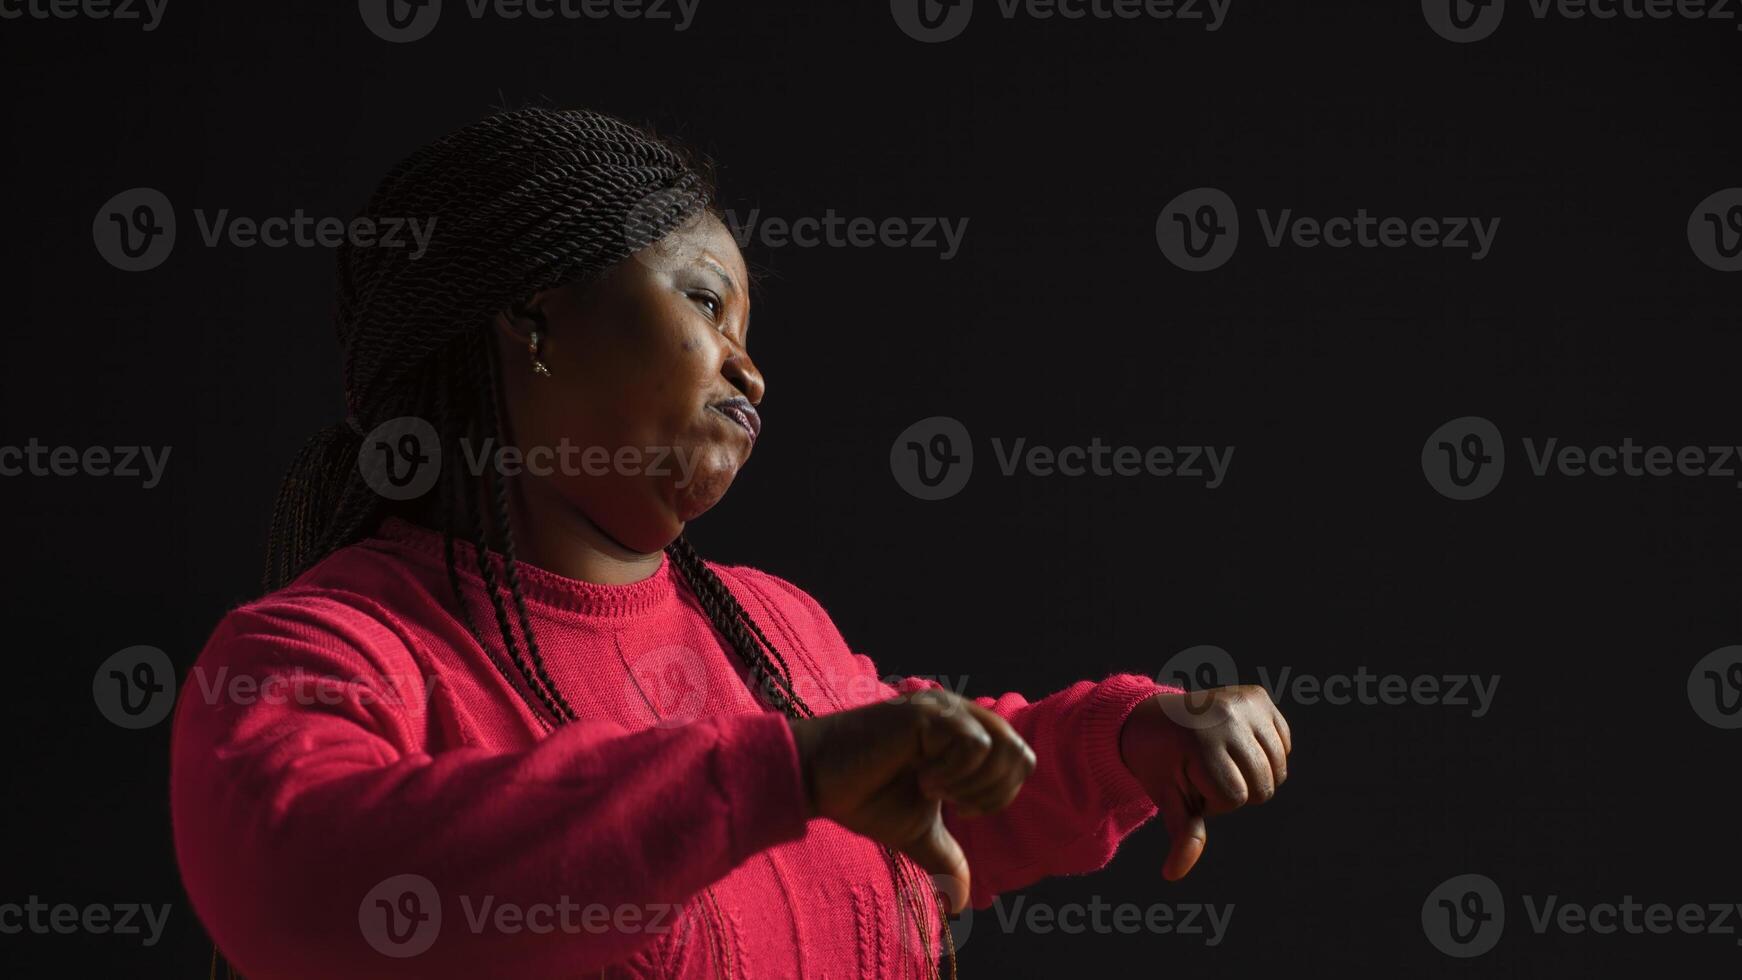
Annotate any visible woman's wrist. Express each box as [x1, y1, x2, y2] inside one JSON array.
[[786, 716, 819, 820]]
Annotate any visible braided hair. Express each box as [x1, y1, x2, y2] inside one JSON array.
[[250, 106, 956, 979]]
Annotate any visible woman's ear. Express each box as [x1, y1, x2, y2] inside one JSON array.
[[493, 289, 553, 345]]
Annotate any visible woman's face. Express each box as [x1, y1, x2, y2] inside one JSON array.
[[493, 210, 763, 553]]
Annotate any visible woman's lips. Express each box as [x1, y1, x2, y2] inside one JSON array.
[[711, 397, 761, 446]]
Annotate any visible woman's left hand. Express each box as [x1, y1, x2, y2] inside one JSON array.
[[1117, 686, 1292, 881]]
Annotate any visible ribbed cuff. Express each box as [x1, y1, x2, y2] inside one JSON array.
[[1080, 673, 1178, 810], [712, 712, 812, 860]]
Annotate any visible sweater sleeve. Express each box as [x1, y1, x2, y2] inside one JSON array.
[[887, 671, 1179, 909], [717, 565, 1178, 911], [169, 591, 810, 980]]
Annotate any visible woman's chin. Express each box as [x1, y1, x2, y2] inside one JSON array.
[[672, 466, 738, 523]]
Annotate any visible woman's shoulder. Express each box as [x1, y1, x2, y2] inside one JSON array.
[[706, 560, 850, 646], [200, 542, 432, 673]]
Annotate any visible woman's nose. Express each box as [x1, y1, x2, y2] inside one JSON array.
[[723, 347, 765, 405]]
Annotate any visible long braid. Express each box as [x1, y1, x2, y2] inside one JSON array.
[[664, 535, 807, 715], [663, 539, 957, 980], [477, 333, 578, 724], [460, 334, 571, 729], [432, 343, 534, 715]]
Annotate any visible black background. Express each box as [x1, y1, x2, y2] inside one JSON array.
[[3, 0, 1739, 975]]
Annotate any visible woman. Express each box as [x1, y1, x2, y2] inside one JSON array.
[[170, 107, 1292, 979]]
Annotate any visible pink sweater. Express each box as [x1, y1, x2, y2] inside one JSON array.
[[171, 517, 1171, 978]]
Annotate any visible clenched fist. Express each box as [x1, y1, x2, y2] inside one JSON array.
[[1118, 686, 1293, 881], [787, 690, 1035, 912]]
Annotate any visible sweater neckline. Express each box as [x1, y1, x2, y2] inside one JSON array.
[[369, 516, 677, 618]]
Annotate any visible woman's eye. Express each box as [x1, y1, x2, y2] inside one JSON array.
[[690, 291, 722, 320]]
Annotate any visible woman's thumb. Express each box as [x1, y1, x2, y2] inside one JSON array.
[[900, 810, 971, 913], [1159, 794, 1208, 881]]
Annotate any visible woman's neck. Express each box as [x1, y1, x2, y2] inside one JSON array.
[[397, 479, 666, 586], [500, 477, 665, 585]]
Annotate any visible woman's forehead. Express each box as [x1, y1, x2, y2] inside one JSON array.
[[651, 213, 748, 281]]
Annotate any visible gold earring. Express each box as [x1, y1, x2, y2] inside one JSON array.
[[529, 329, 551, 377]]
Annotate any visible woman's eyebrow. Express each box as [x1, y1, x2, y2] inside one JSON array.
[[699, 254, 739, 294]]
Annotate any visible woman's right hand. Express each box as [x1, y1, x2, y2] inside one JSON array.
[[786, 690, 1035, 912]]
